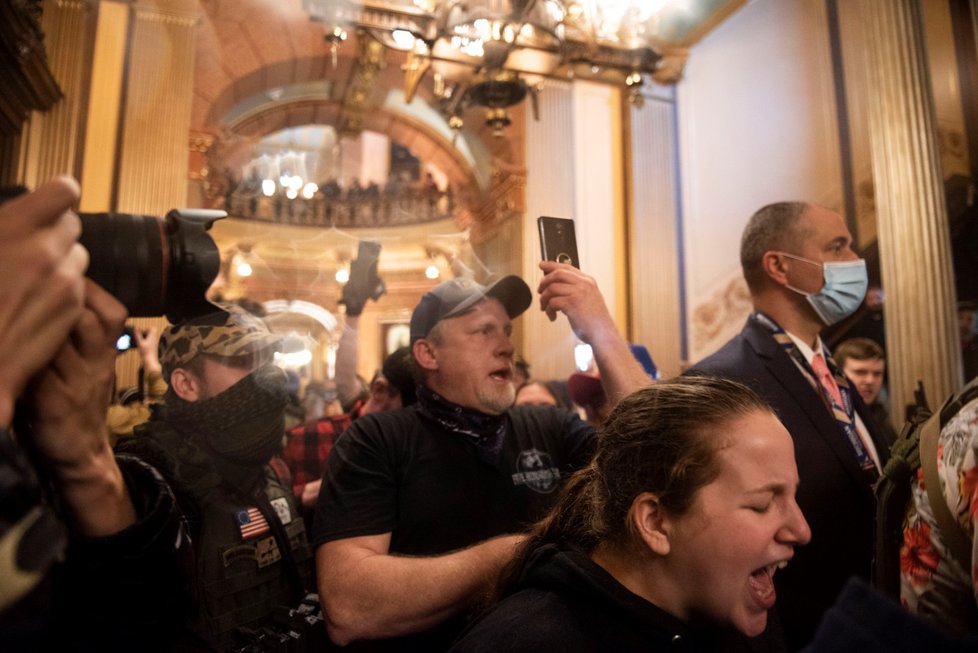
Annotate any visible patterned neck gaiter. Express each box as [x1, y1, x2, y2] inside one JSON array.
[[165, 364, 288, 489], [416, 384, 506, 467]]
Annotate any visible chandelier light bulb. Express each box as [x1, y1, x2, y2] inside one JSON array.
[[391, 29, 416, 49], [236, 260, 253, 277], [262, 179, 276, 196], [335, 267, 350, 283], [302, 182, 319, 199], [425, 264, 440, 279]]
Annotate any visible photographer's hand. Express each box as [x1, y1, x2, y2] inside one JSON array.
[[28, 279, 136, 537], [0, 177, 88, 426]]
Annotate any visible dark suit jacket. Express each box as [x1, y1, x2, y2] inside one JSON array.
[[690, 315, 890, 651]]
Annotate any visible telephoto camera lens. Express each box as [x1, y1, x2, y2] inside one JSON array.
[[78, 209, 226, 323]]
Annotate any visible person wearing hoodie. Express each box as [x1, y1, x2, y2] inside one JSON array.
[[450, 376, 811, 653]]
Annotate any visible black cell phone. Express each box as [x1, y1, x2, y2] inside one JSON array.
[[348, 240, 385, 301], [538, 216, 580, 268]]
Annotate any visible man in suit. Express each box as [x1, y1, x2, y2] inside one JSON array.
[[690, 202, 889, 651]]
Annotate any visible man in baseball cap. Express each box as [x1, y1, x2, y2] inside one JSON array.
[[117, 304, 313, 649], [313, 262, 651, 650], [408, 275, 533, 343]]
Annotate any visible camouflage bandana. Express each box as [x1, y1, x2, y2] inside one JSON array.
[[165, 365, 288, 483], [159, 306, 281, 380]]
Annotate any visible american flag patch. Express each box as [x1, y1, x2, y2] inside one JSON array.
[[235, 508, 269, 540]]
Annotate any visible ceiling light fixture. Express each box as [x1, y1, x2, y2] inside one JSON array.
[[303, 0, 694, 134]]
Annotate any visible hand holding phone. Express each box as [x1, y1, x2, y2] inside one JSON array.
[[538, 216, 579, 268]]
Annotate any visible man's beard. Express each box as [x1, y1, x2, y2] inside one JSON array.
[[476, 382, 516, 415]]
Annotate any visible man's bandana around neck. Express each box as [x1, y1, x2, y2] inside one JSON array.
[[416, 384, 506, 467]]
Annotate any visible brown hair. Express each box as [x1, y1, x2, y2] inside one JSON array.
[[833, 337, 885, 368], [494, 375, 774, 598]]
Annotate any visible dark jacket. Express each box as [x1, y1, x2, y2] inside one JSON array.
[[690, 315, 890, 650], [0, 428, 190, 652], [120, 421, 312, 651], [450, 545, 779, 653], [803, 578, 978, 653]]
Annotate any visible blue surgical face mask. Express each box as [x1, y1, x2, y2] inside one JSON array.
[[781, 253, 868, 325]]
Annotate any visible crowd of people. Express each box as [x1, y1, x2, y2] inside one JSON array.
[[2, 178, 977, 653]]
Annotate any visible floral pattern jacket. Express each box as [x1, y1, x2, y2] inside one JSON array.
[[900, 396, 978, 634]]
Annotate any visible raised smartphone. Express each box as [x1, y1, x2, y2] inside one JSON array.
[[538, 216, 580, 268]]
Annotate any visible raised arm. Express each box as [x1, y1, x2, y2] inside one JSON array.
[[334, 315, 363, 408], [134, 326, 167, 399], [316, 532, 524, 645], [537, 260, 651, 407]]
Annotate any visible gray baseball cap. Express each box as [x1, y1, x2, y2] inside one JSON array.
[[409, 275, 532, 342]]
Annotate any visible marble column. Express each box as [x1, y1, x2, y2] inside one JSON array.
[[22, 0, 92, 188], [865, 0, 962, 418], [115, 0, 199, 215], [112, 0, 199, 389], [523, 80, 627, 381], [628, 86, 683, 377]]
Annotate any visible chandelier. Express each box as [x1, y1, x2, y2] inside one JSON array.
[[302, 0, 683, 134]]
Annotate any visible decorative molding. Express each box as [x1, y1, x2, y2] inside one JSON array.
[[937, 125, 968, 176], [651, 50, 689, 85], [0, 0, 61, 135], [189, 133, 213, 153], [134, 0, 199, 27], [690, 275, 752, 356], [338, 33, 387, 137]]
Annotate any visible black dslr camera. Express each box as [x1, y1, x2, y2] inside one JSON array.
[[78, 209, 226, 323]]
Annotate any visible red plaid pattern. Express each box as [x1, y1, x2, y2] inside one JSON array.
[[282, 414, 352, 498]]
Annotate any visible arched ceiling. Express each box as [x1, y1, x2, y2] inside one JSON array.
[[188, 0, 513, 329], [191, 1, 489, 215]]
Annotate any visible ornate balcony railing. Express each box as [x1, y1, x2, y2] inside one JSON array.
[[225, 184, 454, 228]]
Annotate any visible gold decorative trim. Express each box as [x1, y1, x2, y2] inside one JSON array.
[[652, 50, 689, 85], [338, 34, 387, 137]]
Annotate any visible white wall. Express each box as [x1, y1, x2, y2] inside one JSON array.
[[523, 80, 622, 381], [677, 0, 843, 361]]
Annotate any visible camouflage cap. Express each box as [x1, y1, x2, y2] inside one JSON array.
[[159, 305, 282, 379]]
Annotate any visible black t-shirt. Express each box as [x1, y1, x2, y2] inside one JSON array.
[[312, 404, 595, 553], [311, 404, 595, 652]]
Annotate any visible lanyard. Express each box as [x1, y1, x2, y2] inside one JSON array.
[[754, 312, 878, 482]]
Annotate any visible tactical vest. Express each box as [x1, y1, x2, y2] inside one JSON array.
[[134, 422, 313, 649]]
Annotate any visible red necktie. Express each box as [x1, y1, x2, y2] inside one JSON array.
[[811, 352, 844, 408]]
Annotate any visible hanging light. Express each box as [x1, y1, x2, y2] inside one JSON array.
[[335, 267, 350, 283], [425, 263, 441, 279], [236, 261, 253, 277], [302, 0, 687, 132]]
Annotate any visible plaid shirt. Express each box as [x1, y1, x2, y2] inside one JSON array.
[[281, 414, 353, 498]]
